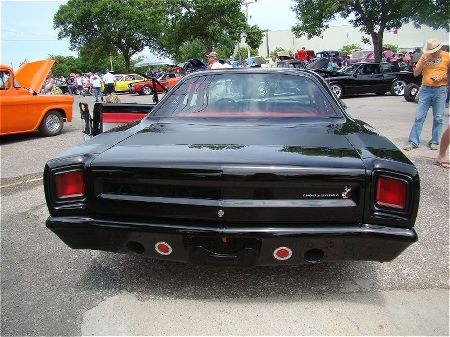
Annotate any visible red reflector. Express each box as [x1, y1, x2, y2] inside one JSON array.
[[55, 171, 85, 199], [157, 243, 170, 254], [273, 247, 292, 260], [276, 249, 290, 258], [376, 177, 407, 210], [155, 241, 172, 255]]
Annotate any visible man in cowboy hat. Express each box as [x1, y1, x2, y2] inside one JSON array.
[[404, 38, 449, 151]]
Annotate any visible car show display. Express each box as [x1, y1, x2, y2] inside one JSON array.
[[44, 69, 419, 266]]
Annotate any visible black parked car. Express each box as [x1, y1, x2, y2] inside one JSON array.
[[323, 62, 418, 98], [44, 69, 419, 266]]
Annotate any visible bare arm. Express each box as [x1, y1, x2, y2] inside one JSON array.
[[413, 56, 425, 77]]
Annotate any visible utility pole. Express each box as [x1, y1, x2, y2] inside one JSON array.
[[244, 0, 257, 59]]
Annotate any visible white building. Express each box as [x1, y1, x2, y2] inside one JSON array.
[[255, 22, 449, 56]]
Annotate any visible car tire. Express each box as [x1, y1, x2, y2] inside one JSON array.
[[39, 110, 63, 137], [404, 83, 420, 102], [142, 86, 153, 95], [391, 79, 407, 96], [330, 83, 343, 98]]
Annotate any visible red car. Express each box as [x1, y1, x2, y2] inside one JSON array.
[[130, 73, 181, 95]]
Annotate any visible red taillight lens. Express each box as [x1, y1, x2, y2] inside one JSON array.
[[55, 170, 85, 199], [376, 177, 407, 210]]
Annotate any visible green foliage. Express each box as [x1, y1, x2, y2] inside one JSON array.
[[177, 39, 207, 63], [340, 44, 362, 57], [53, 0, 166, 71], [291, 0, 449, 62], [361, 37, 371, 45], [383, 44, 398, 53], [245, 25, 264, 50], [48, 54, 145, 77], [161, 0, 247, 60], [235, 47, 259, 60]]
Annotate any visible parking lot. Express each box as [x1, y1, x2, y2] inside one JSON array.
[[1, 93, 449, 335]]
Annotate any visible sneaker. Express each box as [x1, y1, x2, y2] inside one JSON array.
[[403, 143, 415, 151], [429, 143, 439, 150]]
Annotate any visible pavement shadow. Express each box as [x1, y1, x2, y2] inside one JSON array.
[[77, 252, 380, 302], [0, 131, 42, 145]]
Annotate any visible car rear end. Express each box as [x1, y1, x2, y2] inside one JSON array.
[[43, 69, 419, 266]]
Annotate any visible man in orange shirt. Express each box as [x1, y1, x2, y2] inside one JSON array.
[[404, 38, 449, 151]]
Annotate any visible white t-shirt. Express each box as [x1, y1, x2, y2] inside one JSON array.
[[90, 75, 102, 87], [103, 72, 115, 84], [210, 62, 225, 70], [76, 77, 83, 86]]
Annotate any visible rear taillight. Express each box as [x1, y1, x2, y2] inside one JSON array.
[[55, 170, 85, 199], [376, 176, 407, 210]]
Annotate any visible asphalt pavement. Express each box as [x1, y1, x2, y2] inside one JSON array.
[[1, 92, 449, 336]]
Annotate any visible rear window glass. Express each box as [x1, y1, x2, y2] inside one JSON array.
[[152, 73, 340, 119]]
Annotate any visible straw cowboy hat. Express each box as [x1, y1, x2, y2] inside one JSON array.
[[423, 38, 443, 54]]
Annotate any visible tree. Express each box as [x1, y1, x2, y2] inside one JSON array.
[[177, 39, 207, 63], [53, 0, 166, 71], [340, 43, 361, 57], [291, 0, 449, 62], [245, 25, 264, 50], [235, 46, 258, 60], [160, 0, 248, 59]]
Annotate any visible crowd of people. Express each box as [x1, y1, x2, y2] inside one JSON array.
[[42, 70, 118, 102]]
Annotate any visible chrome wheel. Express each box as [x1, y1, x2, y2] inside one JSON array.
[[331, 84, 343, 98], [46, 114, 62, 133], [39, 111, 63, 136], [142, 86, 152, 95], [392, 80, 406, 96]]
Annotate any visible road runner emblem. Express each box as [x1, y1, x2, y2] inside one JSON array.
[[218, 209, 224, 218], [342, 186, 351, 199]]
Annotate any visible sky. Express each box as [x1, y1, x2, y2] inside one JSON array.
[[1, 0, 348, 69]]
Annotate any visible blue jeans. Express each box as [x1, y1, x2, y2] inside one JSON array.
[[408, 85, 446, 147], [93, 87, 103, 102]]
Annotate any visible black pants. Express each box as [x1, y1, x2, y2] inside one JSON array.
[[104, 83, 115, 95]]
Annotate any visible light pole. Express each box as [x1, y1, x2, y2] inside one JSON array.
[[244, 0, 257, 59]]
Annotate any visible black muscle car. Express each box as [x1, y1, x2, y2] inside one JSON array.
[[44, 69, 419, 266], [314, 62, 419, 98]]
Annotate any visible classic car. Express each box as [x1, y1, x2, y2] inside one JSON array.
[[349, 50, 374, 64], [130, 73, 181, 95], [324, 62, 419, 98], [44, 68, 419, 266], [0, 60, 73, 136], [101, 73, 147, 93]]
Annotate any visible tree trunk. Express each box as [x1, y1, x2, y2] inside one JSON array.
[[124, 53, 131, 72], [371, 32, 384, 62]]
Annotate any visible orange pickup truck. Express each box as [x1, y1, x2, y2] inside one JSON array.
[[0, 60, 73, 136]]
